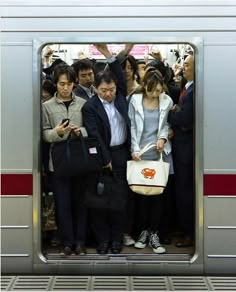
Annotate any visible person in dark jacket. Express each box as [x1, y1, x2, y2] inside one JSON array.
[[167, 54, 194, 247], [72, 59, 95, 100], [82, 44, 131, 255]]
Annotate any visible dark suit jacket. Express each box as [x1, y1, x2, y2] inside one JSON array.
[[73, 84, 92, 101], [167, 82, 181, 105], [167, 83, 194, 164], [82, 59, 131, 166]]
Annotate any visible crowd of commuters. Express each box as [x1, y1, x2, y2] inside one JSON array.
[[41, 43, 194, 255]]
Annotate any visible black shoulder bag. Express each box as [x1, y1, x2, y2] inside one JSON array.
[[51, 131, 102, 177]]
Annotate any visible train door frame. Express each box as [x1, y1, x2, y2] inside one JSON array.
[[33, 36, 204, 274]]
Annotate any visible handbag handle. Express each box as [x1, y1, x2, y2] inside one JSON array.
[[66, 130, 89, 163], [139, 142, 163, 161]]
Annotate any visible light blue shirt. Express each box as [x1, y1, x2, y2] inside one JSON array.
[[79, 84, 94, 98], [99, 96, 126, 146]]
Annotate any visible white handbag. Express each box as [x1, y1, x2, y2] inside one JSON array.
[[127, 142, 170, 195]]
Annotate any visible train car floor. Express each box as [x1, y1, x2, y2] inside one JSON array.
[[43, 232, 194, 257]]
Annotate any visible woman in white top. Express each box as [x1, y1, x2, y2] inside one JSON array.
[[128, 69, 173, 254]]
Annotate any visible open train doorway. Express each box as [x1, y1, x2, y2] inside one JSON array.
[[37, 41, 202, 269]]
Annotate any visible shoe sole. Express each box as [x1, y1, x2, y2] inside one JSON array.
[[151, 246, 166, 254], [134, 243, 147, 249], [123, 242, 135, 247], [60, 252, 72, 256]]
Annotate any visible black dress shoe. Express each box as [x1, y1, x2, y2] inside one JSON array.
[[111, 241, 122, 254], [97, 241, 109, 255], [175, 237, 194, 248], [75, 244, 87, 255], [62, 246, 72, 255]]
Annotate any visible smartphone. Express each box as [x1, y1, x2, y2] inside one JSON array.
[[61, 118, 70, 127]]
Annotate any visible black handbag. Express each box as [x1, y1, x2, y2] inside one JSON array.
[[84, 170, 128, 211], [51, 131, 102, 177]]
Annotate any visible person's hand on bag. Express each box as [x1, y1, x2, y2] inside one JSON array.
[[103, 162, 112, 171], [156, 138, 166, 152], [132, 153, 141, 161]]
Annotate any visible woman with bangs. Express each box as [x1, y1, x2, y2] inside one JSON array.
[[128, 69, 173, 254]]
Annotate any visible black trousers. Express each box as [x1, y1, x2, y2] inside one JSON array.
[[53, 175, 88, 247], [174, 162, 194, 237], [90, 145, 130, 244], [136, 193, 164, 233], [123, 189, 135, 235], [159, 174, 176, 238]]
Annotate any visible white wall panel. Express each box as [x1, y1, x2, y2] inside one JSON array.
[[204, 196, 236, 226], [1, 0, 236, 18], [1, 196, 32, 225], [204, 197, 236, 273], [2, 7, 236, 18], [1, 196, 33, 273], [1, 44, 33, 170], [203, 45, 236, 172], [2, 17, 236, 32]]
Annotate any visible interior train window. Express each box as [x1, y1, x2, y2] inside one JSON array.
[[40, 43, 196, 259]]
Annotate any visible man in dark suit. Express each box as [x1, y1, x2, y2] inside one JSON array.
[[82, 44, 131, 254], [167, 54, 194, 247], [72, 59, 95, 100]]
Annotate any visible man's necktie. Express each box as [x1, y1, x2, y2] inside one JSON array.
[[179, 86, 186, 102]]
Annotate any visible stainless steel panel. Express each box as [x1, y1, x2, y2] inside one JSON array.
[[205, 229, 236, 255], [204, 197, 236, 226], [3, 17, 236, 32], [1, 44, 33, 171], [204, 45, 236, 171], [1, 0, 236, 18], [1, 196, 33, 273], [1, 228, 32, 254], [204, 197, 236, 274], [205, 258, 236, 274], [1, 257, 33, 274], [1, 196, 32, 225]]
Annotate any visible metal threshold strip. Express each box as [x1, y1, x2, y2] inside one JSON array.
[[1, 275, 236, 291], [46, 252, 192, 262]]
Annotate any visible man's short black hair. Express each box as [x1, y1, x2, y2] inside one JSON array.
[[53, 63, 76, 84], [71, 59, 95, 75], [94, 70, 117, 88]]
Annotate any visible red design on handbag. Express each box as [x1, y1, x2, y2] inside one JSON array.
[[141, 168, 156, 179]]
